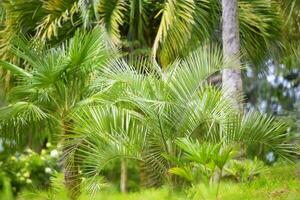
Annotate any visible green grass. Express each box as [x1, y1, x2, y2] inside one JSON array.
[[187, 163, 300, 200], [17, 163, 300, 200]]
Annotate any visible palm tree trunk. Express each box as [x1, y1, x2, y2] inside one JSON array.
[[62, 120, 81, 200], [221, 0, 243, 111], [63, 156, 80, 200], [120, 159, 128, 193], [139, 160, 148, 188]]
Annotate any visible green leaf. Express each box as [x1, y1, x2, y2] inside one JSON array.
[[0, 60, 32, 78]]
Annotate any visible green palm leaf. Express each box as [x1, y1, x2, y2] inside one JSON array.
[[66, 105, 147, 178], [97, 0, 127, 44]]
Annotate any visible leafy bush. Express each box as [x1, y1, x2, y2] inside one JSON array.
[[0, 143, 60, 196]]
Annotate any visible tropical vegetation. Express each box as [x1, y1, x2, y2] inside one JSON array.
[[0, 0, 299, 200]]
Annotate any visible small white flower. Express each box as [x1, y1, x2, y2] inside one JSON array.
[[50, 150, 59, 158], [10, 156, 17, 161], [45, 167, 52, 174], [46, 142, 52, 148], [26, 179, 32, 184], [41, 149, 47, 155], [23, 172, 30, 178], [25, 148, 32, 153]]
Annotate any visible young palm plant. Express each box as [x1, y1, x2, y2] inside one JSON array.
[[0, 29, 112, 199], [66, 45, 298, 193], [172, 138, 235, 197]]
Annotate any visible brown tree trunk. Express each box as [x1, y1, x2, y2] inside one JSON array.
[[139, 160, 148, 188], [221, 0, 243, 111], [63, 155, 80, 200], [62, 120, 81, 200], [120, 159, 128, 193]]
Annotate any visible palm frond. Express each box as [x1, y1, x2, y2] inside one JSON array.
[[0, 101, 50, 144], [166, 45, 239, 103], [67, 28, 111, 72], [97, 0, 127, 44], [152, 0, 284, 65], [175, 138, 235, 169], [0, 101, 48, 125], [10, 35, 46, 70], [36, 0, 79, 41], [0, 60, 32, 78], [128, 0, 148, 45], [223, 111, 299, 161], [152, 0, 217, 65], [238, 0, 283, 63], [66, 105, 147, 178]]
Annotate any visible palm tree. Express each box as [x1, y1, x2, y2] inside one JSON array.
[[66, 46, 297, 190], [221, 0, 242, 110], [151, 0, 285, 66], [277, 0, 300, 66], [0, 0, 156, 55], [0, 29, 112, 199], [0, 0, 290, 111], [0, 0, 298, 197], [0, 0, 287, 64]]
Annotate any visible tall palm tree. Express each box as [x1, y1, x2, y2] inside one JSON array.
[[151, 0, 285, 66], [0, 0, 289, 111], [66, 46, 297, 190], [0, 29, 112, 199], [0, 0, 287, 63], [0, 0, 156, 55], [221, 0, 242, 110]]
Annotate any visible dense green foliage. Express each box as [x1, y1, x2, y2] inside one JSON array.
[[0, 0, 299, 200], [13, 163, 300, 200], [0, 144, 60, 196], [0, 0, 298, 64], [0, 30, 298, 199]]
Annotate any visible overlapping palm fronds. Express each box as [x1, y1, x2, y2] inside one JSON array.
[[276, 0, 300, 67], [66, 45, 298, 187], [97, 0, 127, 44], [0, 1, 298, 194], [0, 28, 111, 148], [153, 0, 284, 65], [0, 0, 289, 65], [152, 0, 218, 66]]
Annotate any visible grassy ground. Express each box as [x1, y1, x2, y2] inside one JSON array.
[[215, 163, 300, 200], [18, 163, 300, 200]]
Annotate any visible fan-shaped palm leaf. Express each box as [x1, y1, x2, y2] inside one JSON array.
[[153, 0, 284, 65], [65, 105, 147, 182], [68, 44, 298, 188]]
